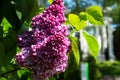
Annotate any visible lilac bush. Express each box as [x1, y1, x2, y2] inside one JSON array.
[[16, 0, 70, 80]]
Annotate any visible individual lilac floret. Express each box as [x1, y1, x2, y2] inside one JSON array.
[[16, 0, 71, 80]]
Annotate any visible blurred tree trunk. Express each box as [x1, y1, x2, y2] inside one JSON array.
[[75, 0, 79, 8]]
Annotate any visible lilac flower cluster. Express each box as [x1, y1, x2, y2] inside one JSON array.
[[16, 0, 70, 80]]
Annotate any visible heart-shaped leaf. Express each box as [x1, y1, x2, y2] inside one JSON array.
[[48, 0, 53, 4], [68, 14, 86, 31], [83, 31, 99, 60], [86, 6, 104, 25], [69, 35, 80, 67]]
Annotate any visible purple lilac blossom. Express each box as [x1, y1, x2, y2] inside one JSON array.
[[16, 0, 70, 80]]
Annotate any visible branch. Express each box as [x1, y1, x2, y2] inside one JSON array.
[[0, 68, 21, 77]]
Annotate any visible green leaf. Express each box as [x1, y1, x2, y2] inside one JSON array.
[[83, 31, 99, 60], [2, 36, 16, 66], [5, 47, 16, 65], [20, 72, 31, 80], [4, 29, 17, 59], [16, 0, 39, 23], [1, 0, 21, 31], [0, 27, 3, 39], [68, 14, 86, 31], [1, 18, 12, 33], [79, 12, 87, 21], [1, 66, 7, 73], [9, 28, 17, 42], [69, 35, 80, 67], [17, 69, 28, 78], [0, 77, 7, 80], [48, 0, 53, 4], [49, 77, 56, 80], [18, 24, 29, 34], [3, 37, 16, 52], [0, 41, 5, 69], [86, 6, 104, 25]]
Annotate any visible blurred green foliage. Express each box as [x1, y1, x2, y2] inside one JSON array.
[[98, 61, 120, 76], [0, 0, 39, 79], [0, 0, 39, 67], [0, 0, 104, 80]]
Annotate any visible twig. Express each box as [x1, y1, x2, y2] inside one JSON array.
[[0, 68, 21, 77]]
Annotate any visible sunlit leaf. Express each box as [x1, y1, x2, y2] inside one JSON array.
[[83, 31, 99, 60], [17, 69, 27, 78], [86, 6, 104, 25], [69, 35, 80, 67], [79, 12, 87, 21], [68, 14, 86, 31], [1, 18, 12, 33], [48, 0, 53, 4]]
